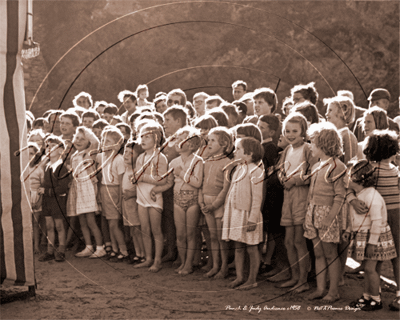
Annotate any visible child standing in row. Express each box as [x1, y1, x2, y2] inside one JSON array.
[[222, 137, 264, 289], [70, 127, 105, 258], [133, 121, 168, 272], [344, 159, 397, 311], [199, 127, 232, 278], [276, 113, 317, 292], [304, 123, 346, 302], [169, 127, 203, 275], [39, 135, 71, 262], [97, 127, 128, 261], [122, 140, 145, 263]]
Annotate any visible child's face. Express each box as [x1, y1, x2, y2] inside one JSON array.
[[234, 139, 252, 163], [28, 134, 44, 149], [92, 127, 102, 140], [118, 127, 129, 140], [310, 141, 324, 159], [193, 97, 206, 116], [73, 132, 90, 152], [163, 114, 181, 137], [124, 98, 137, 113], [102, 135, 118, 151], [206, 101, 219, 111], [254, 97, 272, 117], [140, 131, 156, 151], [60, 117, 76, 137], [155, 101, 167, 114], [325, 103, 342, 127], [284, 122, 303, 147], [29, 147, 37, 160], [96, 106, 105, 116], [292, 92, 306, 105], [243, 99, 254, 116], [175, 133, 191, 154], [102, 113, 113, 123], [139, 91, 147, 100], [123, 147, 140, 167], [82, 117, 95, 129], [77, 96, 90, 109], [48, 114, 61, 136], [233, 86, 245, 101], [257, 120, 274, 141], [207, 133, 225, 156], [45, 142, 62, 159], [362, 114, 376, 136]]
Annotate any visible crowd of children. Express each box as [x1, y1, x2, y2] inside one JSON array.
[[24, 82, 400, 311]]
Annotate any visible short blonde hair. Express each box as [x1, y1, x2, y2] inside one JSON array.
[[324, 96, 355, 125], [75, 126, 100, 150], [308, 122, 343, 157]]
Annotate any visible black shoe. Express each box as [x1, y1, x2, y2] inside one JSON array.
[[54, 251, 65, 262], [259, 263, 274, 275], [349, 296, 370, 308], [361, 299, 382, 311], [38, 252, 54, 262]]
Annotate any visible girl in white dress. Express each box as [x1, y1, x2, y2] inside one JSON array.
[[222, 137, 264, 289]]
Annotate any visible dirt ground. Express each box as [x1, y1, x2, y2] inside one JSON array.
[[1, 249, 398, 319]]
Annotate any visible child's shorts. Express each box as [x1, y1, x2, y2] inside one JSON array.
[[203, 194, 224, 219], [42, 194, 67, 219], [349, 225, 397, 261], [100, 185, 121, 220], [122, 197, 140, 227], [303, 204, 341, 243], [280, 186, 308, 227], [174, 190, 198, 212]]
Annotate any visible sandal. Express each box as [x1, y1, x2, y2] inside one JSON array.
[[389, 296, 400, 311], [360, 298, 382, 311], [107, 251, 118, 262], [116, 253, 130, 263], [349, 296, 370, 308]]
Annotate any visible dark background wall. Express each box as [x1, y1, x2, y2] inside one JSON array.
[[23, 0, 399, 118]]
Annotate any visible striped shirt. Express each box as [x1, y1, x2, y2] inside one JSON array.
[[373, 162, 400, 210]]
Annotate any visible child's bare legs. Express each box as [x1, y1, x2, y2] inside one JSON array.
[[33, 211, 41, 253], [201, 226, 213, 272], [174, 204, 187, 272], [229, 241, 245, 288], [338, 236, 348, 286], [364, 259, 380, 297], [79, 214, 93, 248], [264, 236, 275, 266], [237, 244, 259, 289], [108, 219, 128, 256], [292, 225, 310, 293], [86, 212, 103, 247], [281, 226, 299, 287], [321, 241, 340, 301], [54, 218, 66, 252], [101, 215, 112, 251], [192, 225, 202, 266], [45, 217, 55, 254], [180, 205, 200, 275], [215, 218, 229, 279], [131, 226, 145, 257], [308, 237, 326, 299], [204, 214, 220, 277], [66, 216, 78, 247], [148, 207, 163, 272], [135, 205, 153, 268]]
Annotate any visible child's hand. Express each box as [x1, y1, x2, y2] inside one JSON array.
[[246, 221, 257, 232], [321, 216, 332, 229], [203, 204, 214, 213], [37, 187, 45, 195], [131, 173, 138, 184], [174, 166, 183, 176], [342, 231, 351, 242], [350, 199, 368, 215], [283, 178, 295, 190], [150, 188, 157, 202], [366, 244, 376, 256]]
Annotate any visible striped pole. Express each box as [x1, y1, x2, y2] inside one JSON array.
[[0, 0, 35, 287]]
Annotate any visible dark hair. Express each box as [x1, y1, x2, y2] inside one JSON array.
[[233, 101, 248, 116], [118, 90, 137, 103], [363, 106, 389, 130], [60, 111, 81, 127], [239, 137, 264, 163], [128, 111, 142, 125], [232, 80, 247, 91], [167, 89, 187, 107], [208, 108, 229, 127], [185, 101, 196, 119], [125, 139, 144, 155], [293, 101, 319, 124], [153, 112, 164, 125], [116, 122, 132, 136], [291, 82, 319, 105], [82, 110, 100, 121], [363, 129, 399, 162], [45, 134, 65, 150], [155, 91, 167, 99], [111, 115, 123, 124], [205, 95, 224, 107], [32, 117, 45, 128], [94, 101, 108, 110], [253, 87, 278, 113], [193, 114, 218, 131], [347, 159, 377, 188], [258, 114, 280, 132], [234, 123, 262, 142], [103, 105, 118, 115], [154, 95, 167, 105], [26, 116, 32, 131], [92, 119, 109, 130], [163, 105, 188, 126], [220, 103, 239, 124], [243, 115, 258, 124]]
